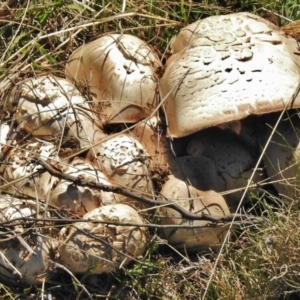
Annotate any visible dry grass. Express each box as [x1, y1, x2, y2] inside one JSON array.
[[1, 0, 300, 299]]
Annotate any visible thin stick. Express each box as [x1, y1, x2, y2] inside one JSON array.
[[35, 157, 258, 223]]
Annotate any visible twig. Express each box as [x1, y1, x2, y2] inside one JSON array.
[[0, 216, 262, 229], [0, 250, 22, 278], [13, 231, 37, 256], [51, 261, 93, 300], [35, 157, 258, 223]]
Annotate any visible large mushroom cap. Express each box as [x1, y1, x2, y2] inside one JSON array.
[[161, 12, 300, 137], [58, 204, 149, 274], [65, 34, 162, 124]]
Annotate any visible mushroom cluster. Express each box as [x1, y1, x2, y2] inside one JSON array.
[[1, 12, 300, 285]]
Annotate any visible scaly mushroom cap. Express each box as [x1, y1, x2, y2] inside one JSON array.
[[59, 204, 149, 274], [4, 76, 105, 146], [0, 196, 55, 286], [0, 138, 60, 199], [49, 157, 119, 214], [161, 12, 300, 137], [158, 175, 230, 251], [65, 34, 162, 124], [86, 134, 154, 208]]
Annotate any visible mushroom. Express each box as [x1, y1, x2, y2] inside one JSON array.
[[65, 34, 162, 124], [0, 235, 54, 286], [58, 203, 149, 274], [3, 75, 105, 148], [186, 126, 266, 209], [129, 116, 174, 167], [0, 138, 60, 199], [160, 12, 300, 138], [49, 157, 119, 214], [0, 122, 9, 152], [86, 134, 154, 208], [157, 175, 230, 251], [217, 115, 262, 154], [0, 195, 56, 286], [258, 111, 300, 199], [169, 156, 225, 193]]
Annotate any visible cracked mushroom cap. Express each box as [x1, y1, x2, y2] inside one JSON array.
[[0, 196, 55, 286], [58, 203, 149, 274], [86, 134, 154, 208], [4, 75, 105, 146], [158, 175, 230, 251], [0, 138, 60, 200], [161, 12, 300, 137], [49, 157, 119, 215], [65, 34, 162, 124]]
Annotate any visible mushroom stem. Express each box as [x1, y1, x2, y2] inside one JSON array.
[[35, 157, 260, 223]]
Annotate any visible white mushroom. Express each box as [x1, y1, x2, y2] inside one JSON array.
[[65, 34, 162, 124], [158, 175, 230, 251], [49, 157, 119, 214], [160, 12, 300, 137], [130, 116, 173, 167], [0, 196, 36, 220], [58, 204, 149, 274], [258, 111, 300, 199], [3, 75, 105, 147], [86, 134, 154, 208], [0, 122, 9, 153], [0, 138, 60, 199], [0, 196, 56, 286], [0, 235, 54, 286]]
